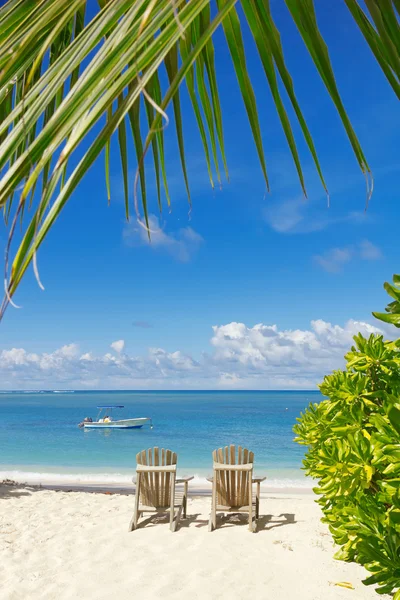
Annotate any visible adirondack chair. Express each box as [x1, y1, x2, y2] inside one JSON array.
[[208, 445, 266, 532], [129, 447, 193, 532]]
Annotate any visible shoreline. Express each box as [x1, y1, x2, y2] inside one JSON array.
[[0, 462, 313, 495], [1, 477, 314, 496]]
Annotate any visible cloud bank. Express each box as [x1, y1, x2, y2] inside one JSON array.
[[0, 318, 392, 391]]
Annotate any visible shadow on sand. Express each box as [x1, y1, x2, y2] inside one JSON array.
[[131, 511, 296, 532], [2, 482, 297, 535], [0, 481, 37, 499]]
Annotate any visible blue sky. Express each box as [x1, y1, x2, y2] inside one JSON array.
[[0, 1, 399, 389]]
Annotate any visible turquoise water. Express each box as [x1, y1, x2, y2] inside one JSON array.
[[0, 390, 321, 487]]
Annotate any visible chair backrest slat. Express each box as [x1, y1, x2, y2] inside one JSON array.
[[161, 447, 165, 506], [136, 447, 177, 507], [154, 446, 159, 505], [212, 445, 254, 507], [140, 449, 148, 506], [230, 445, 235, 506], [148, 448, 153, 506], [165, 449, 171, 506], [237, 445, 242, 504], [241, 448, 249, 507], [217, 447, 225, 505]]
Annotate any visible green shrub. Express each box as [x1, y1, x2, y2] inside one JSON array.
[[294, 333, 400, 597]]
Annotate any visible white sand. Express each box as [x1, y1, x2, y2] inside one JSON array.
[[0, 483, 385, 600]]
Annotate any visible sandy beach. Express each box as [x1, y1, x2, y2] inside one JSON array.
[[0, 482, 384, 600]]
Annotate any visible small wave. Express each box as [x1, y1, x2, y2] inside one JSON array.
[[0, 469, 312, 490]]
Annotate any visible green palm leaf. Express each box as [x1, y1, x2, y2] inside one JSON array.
[[0, 0, 399, 317]]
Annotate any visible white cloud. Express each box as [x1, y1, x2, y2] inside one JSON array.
[[359, 240, 382, 260], [264, 197, 307, 233], [314, 240, 382, 273], [123, 215, 203, 262], [110, 340, 125, 353], [263, 196, 368, 235], [0, 318, 394, 391], [314, 247, 352, 273], [209, 319, 382, 370]]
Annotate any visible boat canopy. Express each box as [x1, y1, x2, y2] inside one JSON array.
[[96, 405, 124, 409]]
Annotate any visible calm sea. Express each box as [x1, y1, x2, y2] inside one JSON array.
[[0, 390, 321, 488]]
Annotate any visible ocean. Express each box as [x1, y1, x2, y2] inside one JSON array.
[[0, 390, 321, 488]]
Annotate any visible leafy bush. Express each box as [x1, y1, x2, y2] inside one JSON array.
[[294, 333, 400, 597]]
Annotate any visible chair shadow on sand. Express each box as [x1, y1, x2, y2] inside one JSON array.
[[196, 511, 296, 532], [131, 512, 203, 531], [261, 513, 296, 531], [128, 511, 296, 533]]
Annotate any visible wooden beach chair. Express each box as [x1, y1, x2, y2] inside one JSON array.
[[208, 445, 266, 532], [129, 447, 193, 532]]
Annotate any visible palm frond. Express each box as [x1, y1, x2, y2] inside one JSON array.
[[344, 0, 400, 99], [0, 0, 399, 318]]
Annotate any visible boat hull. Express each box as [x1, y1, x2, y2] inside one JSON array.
[[84, 417, 151, 429]]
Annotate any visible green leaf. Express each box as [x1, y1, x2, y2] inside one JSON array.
[[127, 94, 148, 226], [344, 0, 400, 100], [373, 312, 400, 327], [105, 106, 112, 203], [384, 281, 400, 301], [241, 0, 306, 196], [198, 4, 229, 181], [388, 405, 400, 435], [117, 94, 129, 220], [144, 70, 170, 208], [216, 0, 269, 188], [164, 40, 191, 204], [180, 30, 215, 189], [285, 0, 371, 191]]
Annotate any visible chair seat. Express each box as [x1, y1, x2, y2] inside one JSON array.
[[216, 503, 256, 512], [138, 503, 184, 512]]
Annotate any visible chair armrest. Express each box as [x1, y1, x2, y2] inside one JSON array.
[[176, 476, 194, 484], [206, 477, 213, 483], [252, 477, 266, 483]]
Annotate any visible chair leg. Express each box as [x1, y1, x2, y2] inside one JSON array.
[[170, 474, 176, 532], [183, 482, 188, 518], [129, 473, 141, 531], [248, 476, 253, 532], [208, 511, 215, 532], [256, 481, 260, 519], [209, 479, 217, 532], [128, 515, 136, 531], [172, 505, 183, 532]]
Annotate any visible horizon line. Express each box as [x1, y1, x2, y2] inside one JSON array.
[[0, 388, 320, 393]]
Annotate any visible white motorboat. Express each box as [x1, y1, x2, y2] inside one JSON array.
[[78, 405, 153, 429]]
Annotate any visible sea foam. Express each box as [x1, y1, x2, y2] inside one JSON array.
[[0, 469, 313, 490]]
